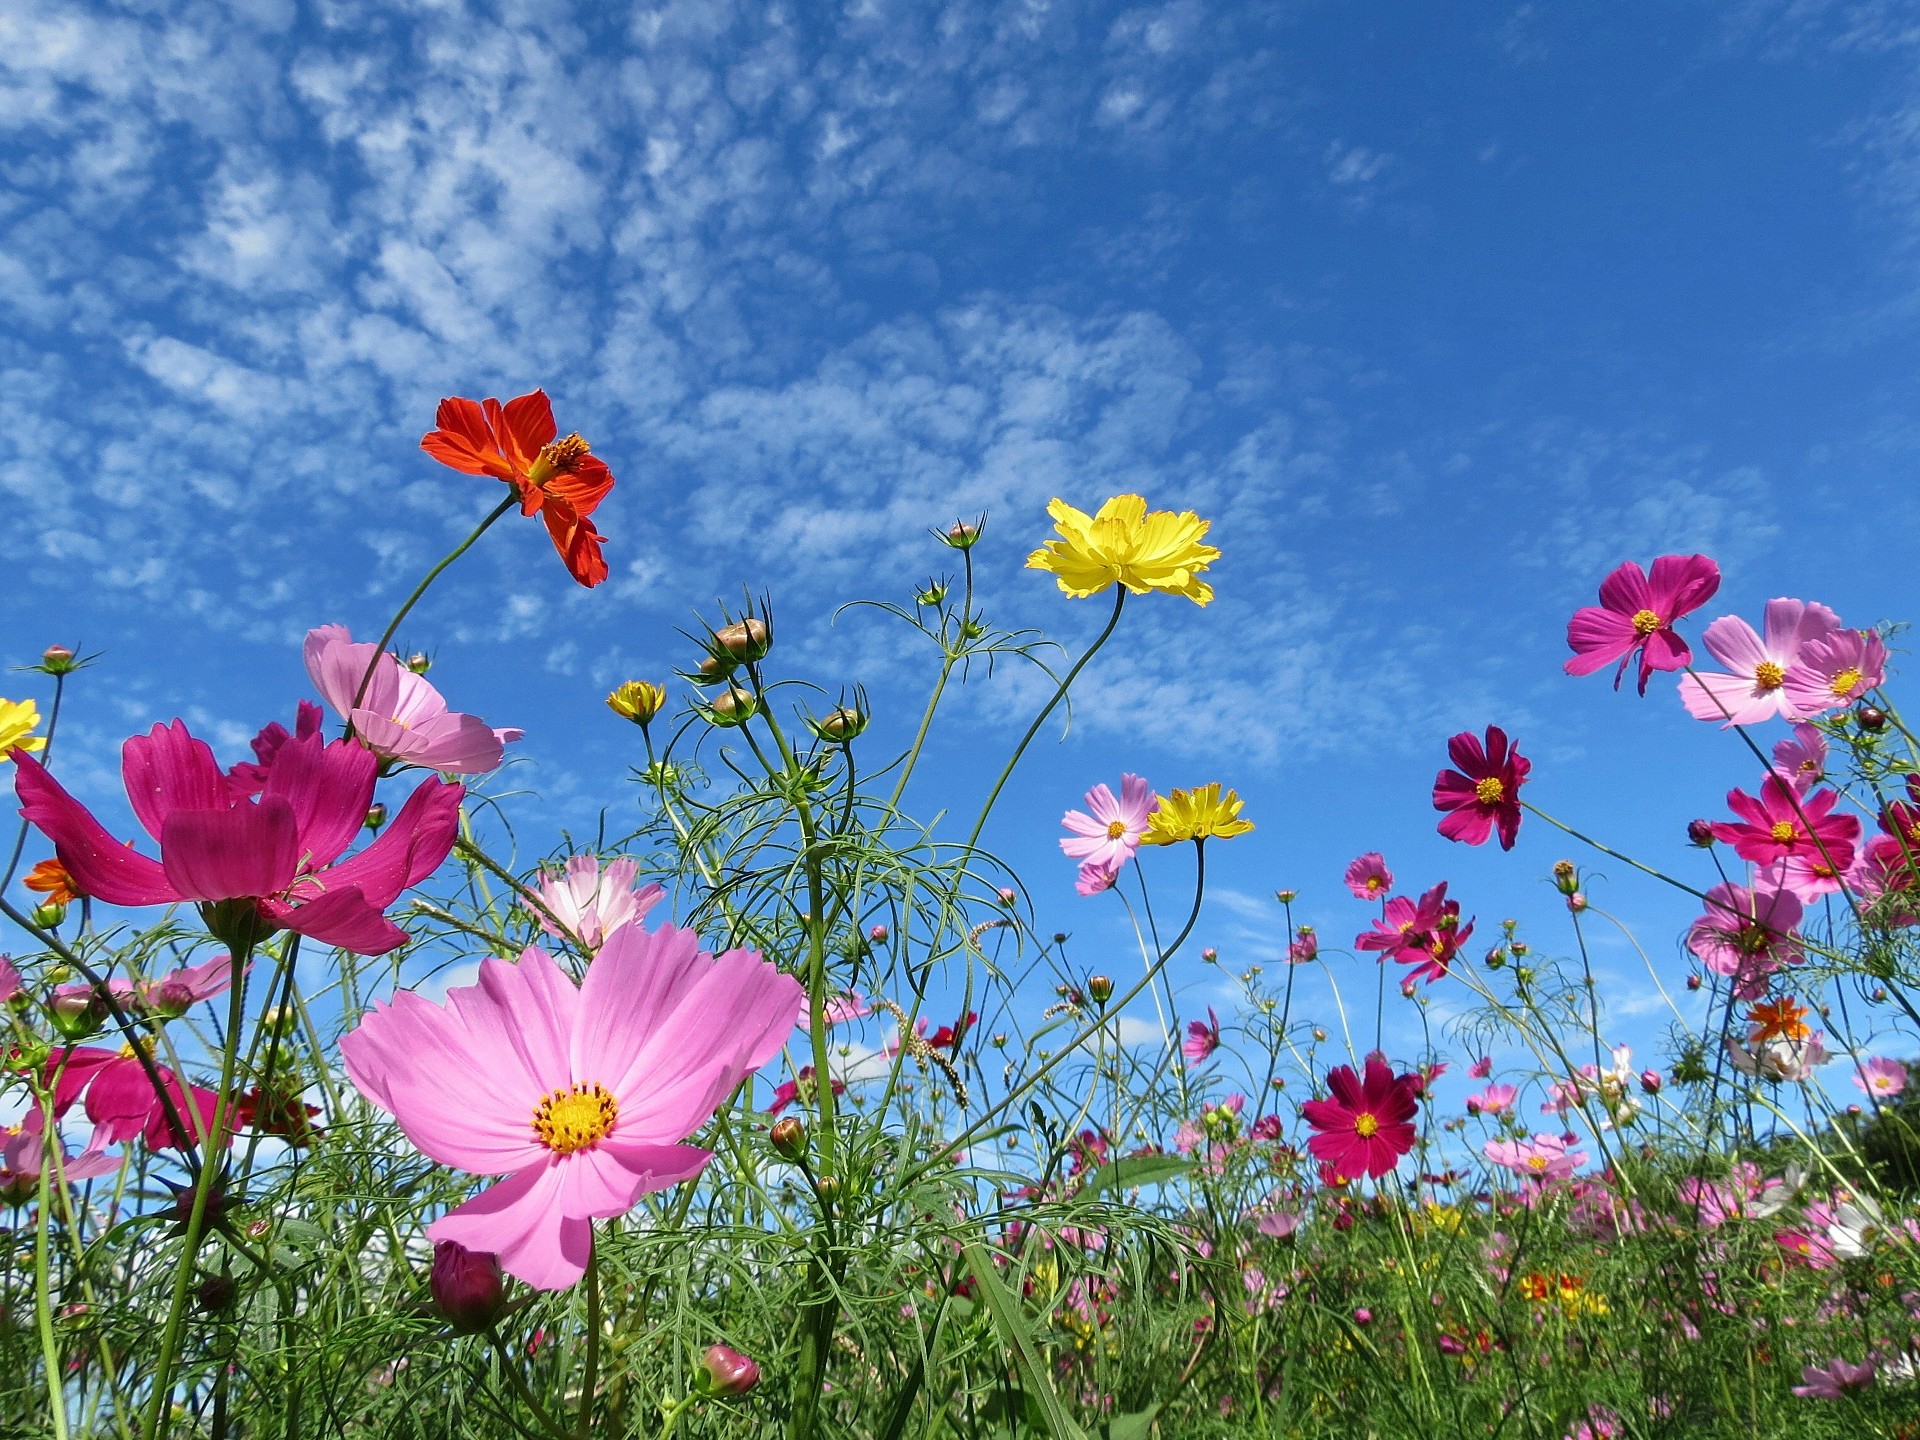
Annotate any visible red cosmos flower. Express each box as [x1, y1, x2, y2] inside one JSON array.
[[1433, 726, 1529, 850], [1301, 1056, 1421, 1180], [1354, 881, 1474, 984], [1709, 776, 1859, 878], [421, 390, 615, 588], [1564, 555, 1720, 695], [767, 1066, 845, 1116]]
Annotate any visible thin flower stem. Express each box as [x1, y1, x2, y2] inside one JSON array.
[[33, 1091, 71, 1440], [1521, 803, 1711, 904], [487, 1329, 572, 1440], [575, 1248, 601, 1440]]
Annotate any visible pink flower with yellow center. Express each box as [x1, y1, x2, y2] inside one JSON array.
[[1483, 1133, 1587, 1184], [1852, 1057, 1908, 1098], [1677, 599, 1841, 727], [1564, 555, 1720, 695], [1431, 726, 1529, 850], [340, 923, 801, 1289], [1782, 627, 1888, 717], [1343, 853, 1393, 900], [1060, 774, 1158, 889], [1300, 1056, 1421, 1180], [1709, 775, 1858, 880]]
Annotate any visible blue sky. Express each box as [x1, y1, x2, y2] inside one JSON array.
[[8, 0, 1920, 1114]]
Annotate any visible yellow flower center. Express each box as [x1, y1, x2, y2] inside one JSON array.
[[1753, 660, 1784, 690], [1631, 608, 1662, 636], [531, 1082, 619, 1155], [1367, 878, 1385, 894], [1769, 821, 1797, 843], [531, 433, 593, 483], [1106, 819, 1128, 839], [1527, 1155, 1549, 1171], [1830, 667, 1862, 697], [1474, 777, 1504, 804], [1353, 1113, 1379, 1138]]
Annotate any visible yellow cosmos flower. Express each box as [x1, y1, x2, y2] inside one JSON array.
[[1141, 783, 1253, 845], [606, 679, 667, 726], [0, 698, 47, 758], [1025, 495, 1220, 605]]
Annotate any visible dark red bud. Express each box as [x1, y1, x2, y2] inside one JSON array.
[[430, 1240, 506, 1334]]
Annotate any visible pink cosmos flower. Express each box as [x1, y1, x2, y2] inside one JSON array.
[[1300, 1056, 1421, 1180], [137, 954, 243, 1018], [1774, 1227, 1837, 1270], [1432, 727, 1529, 850], [45, 1046, 220, 1151], [1677, 599, 1841, 726], [1728, 1031, 1830, 1082], [1468, 1055, 1493, 1079], [526, 855, 664, 950], [1483, 1133, 1586, 1184], [0, 955, 20, 1005], [1853, 1057, 1907, 1098], [1465, 1084, 1517, 1117], [1343, 853, 1393, 900], [1074, 859, 1120, 896], [1564, 555, 1721, 694], [767, 1065, 845, 1116], [1791, 1357, 1875, 1399], [340, 923, 801, 1289], [1851, 834, 1920, 923], [1709, 776, 1858, 895], [306, 625, 523, 776], [1771, 722, 1827, 792], [796, 991, 870, 1032], [1059, 774, 1157, 890], [1287, 926, 1318, 963], [1783, 628, 1887, 717], [1685, 883, 1805, 999], [13, 722, 462, 956], [1354, 881, 1473, 984], [1255, 1210, 1300, 1240], [227, 702, 326, 797], [0, 1108, 122, 1203], [1184, 1008, 1222, 1063]]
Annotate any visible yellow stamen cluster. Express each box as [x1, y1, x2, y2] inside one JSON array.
[[1630, 608, 1662, 636], [1769, 821, 1798, 844], [1353, 1113, 1380, 1138], [1474, 776, 1505, 804], [1830, 667, 1863, 697], [531, 1082, 619, 1154], [1753, 660, 1784, 690]]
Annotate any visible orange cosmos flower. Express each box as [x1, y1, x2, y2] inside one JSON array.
[[1747, 995, 1812, 1045], [421, 389, 615, 588], [23, 858, 80, 905]]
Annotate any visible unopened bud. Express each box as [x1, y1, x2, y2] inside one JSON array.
[[1052, 931, 1068, 944], [714, 618, 772, 662], [48, 987, 102, 1039], [1685, 974, 1702, 991], [1353, 1307, 1373, 1326], [1872, 987, 1889, 1003], [364, 804, 387, 831], [996, 887, 1017, 906], [941, 519, 983, 550], [1485, 947, 1506, 969], [430, 1241, 506, 1334], [1857, 705, 1888, 732], [404, 652, 432, 675], [769, 1117, 806, 1161], [39, 644, 78, 675], [195, 1275, 237, 1313], [1087, 975, 1113, 1006], [1639, 1070, 1662, 1094], [697, 1343, 761, 1396], [1551, 860, 1578, 895], [1565, 892, 1587, 914], [1312, 1028, 1327, 1042], [1275, 889, 1297, 904], [1509, 941, 1528, 958], [1687, 819, 1716, 848], [29, 902, 66, 930], [914, 580, 949, 608], [708, 687, 758, 726], [695, 654, 735, 686], [262, 1005, 300, 1039], [607, 680, 667, 726], [813, 706, 867, 743], [1202, 948, 1218, 963], [869, 925, 889, 944]]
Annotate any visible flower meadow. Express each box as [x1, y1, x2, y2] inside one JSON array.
[[4, 396, 1920, 1440]]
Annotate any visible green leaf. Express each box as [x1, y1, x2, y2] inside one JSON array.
[[1104, 1405, 1162, 1440], [959, 1243, 1089, 1440], [1080, 1155, 1194, 1197]]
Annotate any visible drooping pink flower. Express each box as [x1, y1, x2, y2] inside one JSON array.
[[1300, 1056, 1421, 1180], [1432, 726, 1529, 850], [340, 923, 801, 1289], [1343, 853, 1393, 900], [1287, 926, 1319, 963], [44, 1046, 220, 1152], [1783, 627, 1887, 717], [1074, 859, 1120, 896], [767, 1065, 845, 1116], [1465, 1084, 1517, 1117], [0, 1107, 123, 1203], [1483, 1133, 1586, 1184], [137, 954, 244, 1018], [1183, 1008, 1221, 1063], [796, 991, 870, 1032], [1685, 883, 1804, 999], [13, 721, 462, 956], [1468, 1055, 1493, 1079], [526, 856, 664, 950], [0, 954, 20, 1005], [1853, 1057, 1908, 1098], [306, 625, 523, 776], [1851, 834, 1920, 924], [1564, 555, 1721, 695], [1771, 721, 1827, 792], [1790, 1357, 1875, 1399], [1059, 774, 1157, 889], [1354, 881, 1473, 984], [1709, 776, 1858, 895], [1677, 599, 1842, 726]]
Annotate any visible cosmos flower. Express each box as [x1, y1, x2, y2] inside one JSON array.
[[0, 1108, 122, 1203], [1791, 1358, 1875, 1400], [1141, 784, 1254, 845], [1728, 1031, 1831, 1083], [1563, 555, 1720, 694], [1771, 722, 1827, 792], [1024, 495, 1219, 605], [421, 389, 616, 588], [0, 697, 46, 758], [1354, 881, 1473, 985], [1710, 776, 1858, 895], [1432, 726, 1529, 850], [1852, 1057, 1908, 1098], [1465, 1084, 1517, 1117], [1184, 1008, 1222, 1063], [1343, 853, 1393, 900], [525, 855, 664, 951], [305, 626, 523, 776], [1300, 1056, 1421, 1180], [340, 923, 802, 1289], [44, 1045, 220, 1152], [1677, 599, 1841, 726], [22, 857, 79, 906], [1483, 1133, 1587, 1184], [1686, 883, 1804, 999], [1059, 774, 1158, 886], [1782, 628, 1887, 717]]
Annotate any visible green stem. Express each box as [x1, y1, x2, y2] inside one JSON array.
[[488, 1329, 572, 1440], [33, 1091, 72, 1440], [575, 1248, 601, 1439]]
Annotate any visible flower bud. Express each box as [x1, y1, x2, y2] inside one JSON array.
[[48, 987, 103, 1039], [1685, 974, 1702, 991], [262, 1005, 300, 1039], [1509, 941, 1528, 958], [1551, 860, 1578, 895], [914, 580, 949, 608], [694, 654, 736, 687], [869, 924, 889, 943], [1484, 947, 1506, 969], [364, 804, 387, 832], [607, 680, 667, 726], [1353, 1307, 1372, 1326], [714, 618, 771, 662], [769, 1117, 807, 1161], [1872, 987, 1888, 1003], [941, 519, 982, 550], [1202, 948, 1218, 963], [1639, 1070, 1662, 1095], [697, 1343, 761, 1396], [997, 887, 1017, 906], [1857, 704, 1888, 732], [1312, 1028, 1327, 1042], [430, 1241, 506, 1334], [813, 706, 866, 743], [708, 686, 758, 726], [1087, 975, 1114, 1006], [1687, 819, 1715, 848], [39, 644, 78, 675], [1565, 892, 1587, 914], [29, 902, 66, 930], [404, 652, 432, 675], [195, 1275, 237, 1314]]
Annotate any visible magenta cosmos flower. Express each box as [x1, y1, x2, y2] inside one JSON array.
[[1300, 1056, 1420, 1180], [1184, 1008, 1222, 1062], [1060, 774, 1157, 890], [1783, 628, 1887, 717], [45, 1046, 219, 1151], [1354, 881, 1473, 984], [1686, 883, 1804, 999], [1710, 776, 1859, 898], [1343, 853, 1392, 900], [1678, 599, 1842, 726], [1564, 555, 1721, 694], [1432, 726, 1528, 850], [306, 625, 523, 776], [13, 722, 461, 956], [340, 923, 801, 1290]]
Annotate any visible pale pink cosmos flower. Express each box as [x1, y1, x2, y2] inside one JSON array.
[[1074, 859, 1120, 896], [1782, 627, 1887, 717], [340, 923, 801, 1289], [1483, 1133, 1586, 1183], [1343, 853, 1393, 901], [1728, 1031, 1830, 1083], [1678, 599, 1841, 726], [1465, 1083, 1517, 1117], [138, 954, 244, 1018], [527, 856, 664, 950], [796, 991, 870, 1032], [1060, 775, 1157, 888], [1564, 555, 1721, 694], [1771, 722, 1827, 792], [1254, 1210, 1300, 1240], [305, 625, 524, 776], [1686, 883, 1804, 999], [1853, 1057, 1907, 1098], [1791, 1357, 1875, 1399]]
